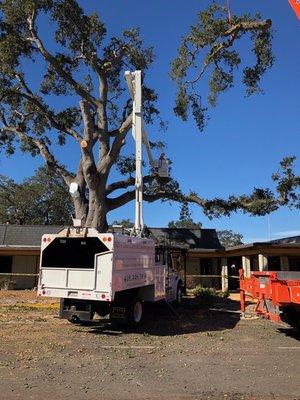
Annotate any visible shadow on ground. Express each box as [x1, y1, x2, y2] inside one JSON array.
[[277, 327, 300, 341], [86, 297, 242, 337]]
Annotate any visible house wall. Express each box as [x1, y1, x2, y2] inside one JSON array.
[[185, 249, 300, 291], [1, 243, 300, 291], [185, 256, 201, 288], [0, 255, 13, 289], [185, 256, 222, 289], [225, 250, 300, 272], [11, 255, 39, 289]]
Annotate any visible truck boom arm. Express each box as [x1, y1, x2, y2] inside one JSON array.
[[124, 70, 169, 237]]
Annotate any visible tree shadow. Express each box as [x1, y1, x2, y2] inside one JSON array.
[[86, 297, 242, 337], [277, 327, 300, 341]]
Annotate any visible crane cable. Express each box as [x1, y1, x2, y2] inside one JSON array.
[[227, 0, 232, 24]]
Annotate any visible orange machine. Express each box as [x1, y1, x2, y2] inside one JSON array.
[[239, 269, 300, 329]]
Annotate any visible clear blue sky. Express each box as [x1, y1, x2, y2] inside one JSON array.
[[0, 0, 299, 242]]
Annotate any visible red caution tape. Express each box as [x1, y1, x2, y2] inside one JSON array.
[[289, 0, 300, 20]]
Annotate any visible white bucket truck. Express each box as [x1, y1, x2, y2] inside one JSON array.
[[38, 227, 183, 325], [38, 70, 184, 326]]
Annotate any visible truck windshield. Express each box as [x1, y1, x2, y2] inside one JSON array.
[[42, 237, 109, 269]]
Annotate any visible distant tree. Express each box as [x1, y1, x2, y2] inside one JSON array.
[[168, 202, 202, 229], [0, 175, 19, 223], [217, 229, 243, 248], [0, 166, 73, 225], [111, 219, 134, 228]]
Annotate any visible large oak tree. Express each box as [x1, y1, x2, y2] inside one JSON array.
[[0, 1, 274, 231]]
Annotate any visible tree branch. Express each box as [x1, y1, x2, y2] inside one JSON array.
[[80, 100, 96, 142], [96, 67, 110, 161], [224, 19, 272, 37], [108, 112, 133, 137], [106, 175, 154, 195], [187, 19, 272, 85], [107, 187, 207, 211], [15, 74, 82, 142], [2, 125, 73, 185], [26, 12, 99, 108], [108, 113, 132, 158], [95, 112, 133, 176], [186, 40, 233, 84], [107, 185, 276, 219], [79, 100, 100, 189]]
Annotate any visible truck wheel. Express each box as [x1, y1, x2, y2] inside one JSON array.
[[129, 298, 144, 326], [282, 306, 300, 330], [175, 284, 184, 305]]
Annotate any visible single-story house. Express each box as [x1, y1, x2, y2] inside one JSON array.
[[1, 224, 300, 290], [0, 225, 63, 289]]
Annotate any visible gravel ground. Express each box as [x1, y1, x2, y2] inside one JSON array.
[[0, 291, 299, 400]]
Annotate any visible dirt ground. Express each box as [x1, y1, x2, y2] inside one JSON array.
[[0, 291, 299, 400]]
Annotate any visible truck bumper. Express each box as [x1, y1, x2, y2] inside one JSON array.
[[59, 299, 93, 322]]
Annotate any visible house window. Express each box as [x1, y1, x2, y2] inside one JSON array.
[[0, 256, 13, 274], [268, 256, 281, 271], [250, 255, 259, 271], [200, 258, 211, 275], [288, 257, 300, 271]]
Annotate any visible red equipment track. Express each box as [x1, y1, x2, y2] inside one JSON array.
[[239, 270, 300, 326]]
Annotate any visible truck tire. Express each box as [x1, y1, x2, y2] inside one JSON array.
[[281, 306, 300, 330], [93, 302, 110, 318], [175, 283, 184, 306], [128, 297, 144, 326]]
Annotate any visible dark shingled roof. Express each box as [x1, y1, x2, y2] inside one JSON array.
[[148, 227, 222, 250], [0, 224, 222, 250], [0, 225, 64, 247], [0, 225, 6, 245], [270, 235, 300, 245], [225, 235, 300, 251]]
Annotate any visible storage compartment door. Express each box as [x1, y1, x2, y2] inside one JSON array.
[[40, 267, 95, 290], [41, 268, 67, 288], [66, 269, 95, 290], [96, 252, 113, 293]]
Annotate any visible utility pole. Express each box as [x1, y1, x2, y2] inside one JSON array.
[[267, 214, 271, 241]]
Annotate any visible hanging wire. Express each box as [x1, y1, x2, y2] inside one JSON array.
[[227, 0, 232, 24]]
